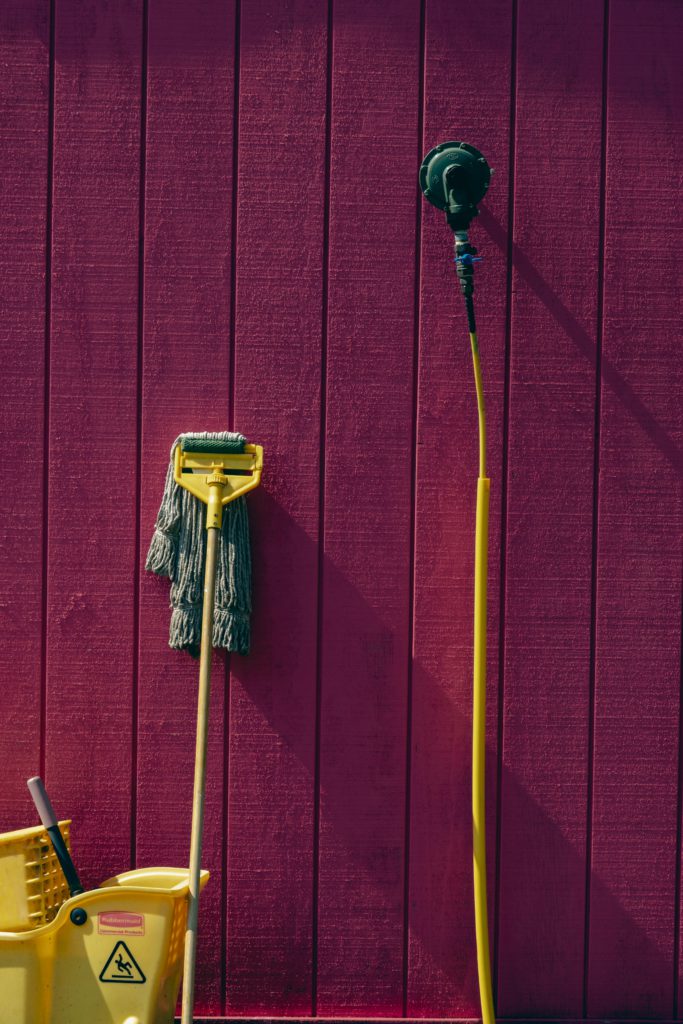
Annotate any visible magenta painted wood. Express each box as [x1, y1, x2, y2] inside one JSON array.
[[0, 0, 50, 832], [314, 0, 421, 1014], [1, 0, 682, 1017], [45, 0, 142, 887], [136, 0, 236, 1014], [587, 1, 683, 1017], [226, 0, 327, 1014], [496, 0, 605, 1016], [408, 0, 511, 1016]]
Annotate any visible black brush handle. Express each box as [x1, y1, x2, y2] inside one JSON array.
[[27, 776, 84, 896]]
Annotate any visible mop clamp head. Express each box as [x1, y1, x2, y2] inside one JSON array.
[[146, 432, 263, 656], [174, 441, 263, 513]]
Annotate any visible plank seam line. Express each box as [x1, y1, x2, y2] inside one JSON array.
[[311, 0, 334, 1013], [223, 0, 242, 1013], [227, 0, 241, 437], [130, 0, 149, 874], [674, 543, 683, 1018], [493, 0, 518, 1005], [582, 0, 610, 1014], [40, 0, 57, 783], [401, 0, 426, 1014]]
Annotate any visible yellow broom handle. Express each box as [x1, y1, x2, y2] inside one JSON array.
[[181, 522, 219, 1024], [470, 331, 495, 1024]]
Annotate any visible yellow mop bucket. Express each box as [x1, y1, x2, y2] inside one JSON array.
[[0, 862, 208, 1024], [0, 778, 210, 1024]]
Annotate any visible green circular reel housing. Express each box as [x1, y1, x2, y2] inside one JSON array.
[[419, 141, 491, 231]]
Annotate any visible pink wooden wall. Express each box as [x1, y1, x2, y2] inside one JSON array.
[[1, 0, 681, 1019]]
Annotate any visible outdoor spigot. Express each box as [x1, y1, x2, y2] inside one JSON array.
[[453, 232, 479, 333], [420, 141, 492, 330], [453, 232, 480, 299]]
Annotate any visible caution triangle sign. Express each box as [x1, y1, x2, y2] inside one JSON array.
[[99, 940, 146, 984]]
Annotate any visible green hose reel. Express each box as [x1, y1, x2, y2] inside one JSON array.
[[419, 141, 492, 232]]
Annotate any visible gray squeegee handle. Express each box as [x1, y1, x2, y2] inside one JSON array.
[[27, 777, 84, 896]]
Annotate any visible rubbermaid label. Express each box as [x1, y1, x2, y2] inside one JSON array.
[[98, 911, 145, 936]]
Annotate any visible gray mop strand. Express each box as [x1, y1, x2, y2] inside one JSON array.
[[145, 432, 252, 655]]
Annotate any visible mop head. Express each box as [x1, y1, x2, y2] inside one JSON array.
[[145, 431, 251, 656]]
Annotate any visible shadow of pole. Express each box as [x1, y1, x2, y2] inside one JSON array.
[[226, 493, 657, 1019], [478, 205, 682, 478]]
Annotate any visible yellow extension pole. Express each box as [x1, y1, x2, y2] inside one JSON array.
[[470, 331, 496, 1024], [181, 520, 220, 1024]]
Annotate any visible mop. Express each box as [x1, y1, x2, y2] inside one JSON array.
[[146, 431, 263, 1024], [146, 431, 254, 655]]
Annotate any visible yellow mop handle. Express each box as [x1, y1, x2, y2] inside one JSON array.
[[470, 331, 496, 1024], [182, 497, 222, 1024], [172, 442, 263, 1024]]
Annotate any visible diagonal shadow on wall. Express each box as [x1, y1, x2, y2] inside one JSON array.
[[478, 205, 682, 478], [226, 491, 661, 1019]]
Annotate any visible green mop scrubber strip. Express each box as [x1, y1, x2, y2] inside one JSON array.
[[180, 435, 245, 454], [146, 431, 252, 655]]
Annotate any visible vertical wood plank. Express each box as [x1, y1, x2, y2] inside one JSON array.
[[136, 0, 235, 1014], [408, 0, 512, 1015], [45, 0, 142, 884], [315, 1, 421, 1013], [0, 0, 50, 827], [226, 0, 327, 1014], [0, 0, 50, 830], [588, 1, 683, 1016], [496, 0, 605, 1016]]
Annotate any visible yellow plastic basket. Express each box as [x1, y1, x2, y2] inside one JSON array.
[[0, 820, 72, 932]]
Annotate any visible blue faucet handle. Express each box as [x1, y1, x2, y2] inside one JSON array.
[[454, 253, 483, 267]]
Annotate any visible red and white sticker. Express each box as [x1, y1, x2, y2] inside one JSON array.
[[98, 912, 145, 937]]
